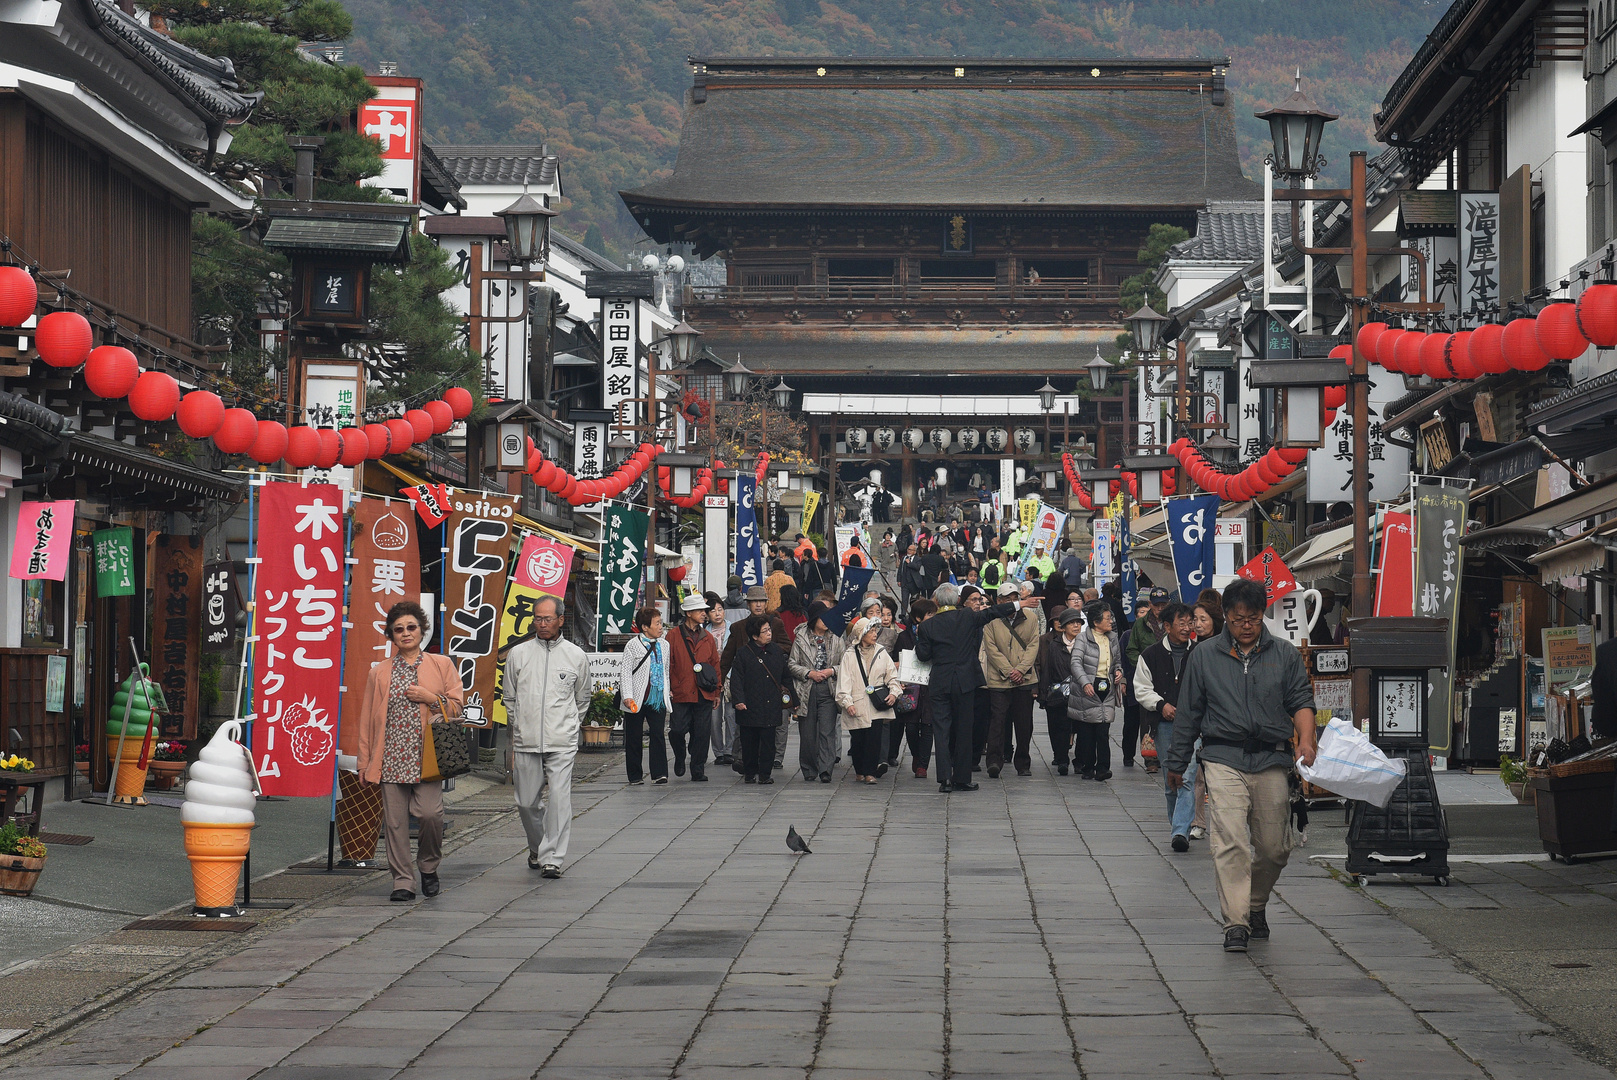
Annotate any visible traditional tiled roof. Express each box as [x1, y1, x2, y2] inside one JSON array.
[[434, 145, 559, 188], [1170, 202, 1291, 262], [83, 0, 260, 126], [623, 57, 1257, 214], [419, 142, 467, 212]]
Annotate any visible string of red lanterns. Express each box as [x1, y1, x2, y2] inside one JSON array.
[[523, 438, 665, 508], [1058, 456, 1179, 510]]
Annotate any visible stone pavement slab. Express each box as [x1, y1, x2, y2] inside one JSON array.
[[1, 730, 1613, 1078]]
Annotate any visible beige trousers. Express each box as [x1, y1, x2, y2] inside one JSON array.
[[1202, 761, 1291, 930], [381, 781, 443, 892]]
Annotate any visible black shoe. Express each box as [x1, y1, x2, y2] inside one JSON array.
[[654, 776, 668, 785], [954, 782, 980, 791], [759, 776, 774, 785], [390, 889, 415, 902], [1057, 765, 1069, 776], [674, 757, 686, 777], [745, 775, 758, 784], [1093, 771, 1113, 781], [732, 760, 745, 774], [1016, 769, 1031, 777], [835, 755, 842, 764], [885, 758, 899, 768], [1171, 834, 1189, 853], [1248, 909, 1270, 941], [527, 852, 541, 870], [421, 872, 440, 897], [1223, 926, 1249, 953], [1080, 770, 1094, 779], [987, 765, 1001, 779], [1123, 759, 1135, 768], [938, 782, 953, 793], [819, 772, 832, 783], [692, 772, 708, 782]]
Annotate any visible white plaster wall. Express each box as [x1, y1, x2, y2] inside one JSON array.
[[1505, 59, 1588, 283]]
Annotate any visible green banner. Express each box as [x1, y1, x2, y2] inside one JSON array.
[[598, 504, 649, 642], [93, 526, 135, 598]]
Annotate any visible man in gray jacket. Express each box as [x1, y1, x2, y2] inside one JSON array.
[[1165, 579, 1316, 953], [502, 595, 593, 878]]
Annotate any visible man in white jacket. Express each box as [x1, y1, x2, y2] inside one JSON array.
[[502, 595, 593, 877]]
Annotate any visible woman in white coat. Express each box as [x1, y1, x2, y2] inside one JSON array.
[[836, 616, 904, 783], [618, 607, 671, 785]]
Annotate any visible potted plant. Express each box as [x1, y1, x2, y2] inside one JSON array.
[[74, 743, 90, 780], [583, 689, 621, 748], [0, 754, 35, 779], [147, 741, 188, 789], [1500, 755, 1530, 803], [0, 821, 46, 897]]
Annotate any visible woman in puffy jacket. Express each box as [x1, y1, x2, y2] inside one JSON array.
[[1068, 600, 1124, 782], [836, 616, 903, 783]]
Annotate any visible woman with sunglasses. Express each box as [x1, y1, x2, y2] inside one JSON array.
[[356, 601, 464, 902]]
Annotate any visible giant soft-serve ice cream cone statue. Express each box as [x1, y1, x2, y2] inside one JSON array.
[[180, 720, 256, 916]]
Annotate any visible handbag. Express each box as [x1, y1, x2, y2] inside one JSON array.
[[895, 685, 920, 714], [421, 697, 469, 783], [854, 648, 893, 711]]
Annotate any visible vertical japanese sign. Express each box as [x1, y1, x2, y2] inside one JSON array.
[[600, 504, 649, 638], [1374, 511, 1415, 618], [202, 560, 239, 651], [1018, 498, 1040, 535], [601, 297, 639, 431], [338, 499, 419, 755], [734, 474, 765, 589], [251, 483, 344, 797], [9, 500, 74, 581], [93, 526, 136, 597], [1306, 365, 1410, 505], [999, 459, 1015, 521], [444, 491, 520, 727], [153, 535, 203, 738], [1090, 518, 1114, 585], [1459, 192, 1500, 315], [493, 534, 575, 726], [800, 490, 821, 533], [1118, 509, 1136, 622], [1167, 494, 1219, 604], [1414, 479, 1469, 755]]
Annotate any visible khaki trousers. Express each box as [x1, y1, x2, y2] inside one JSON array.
[[381, 781, 443, 892], [1202, 761, 1291, 931]]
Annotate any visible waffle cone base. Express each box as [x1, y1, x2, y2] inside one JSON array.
[[183, 822, 252, 910]]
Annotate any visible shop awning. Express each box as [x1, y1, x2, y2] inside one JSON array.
[[1461, 472, 1617, 551], [373, 460, 599, 555], [66, 432, 246, 503], [1285, 511, 1403, 581], [1528, 519, 1617, 583]]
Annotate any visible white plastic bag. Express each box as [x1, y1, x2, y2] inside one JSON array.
[[1297, 718, 1408, 809]]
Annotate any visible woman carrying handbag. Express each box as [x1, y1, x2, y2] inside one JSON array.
[[619, 607, 672, 785], [836, 616, 904, 783], [728, 615, 792, 783], [1067, 600, 1124, 782], [356, 601, 464, 902]]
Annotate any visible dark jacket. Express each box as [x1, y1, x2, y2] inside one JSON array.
[[1166, 626, 1315, 775], [729, 641, 791, 729], [1035, 629, 1076, 710], [917, 551, 950, 595], [1592, 638, 1617, 739], [667, 620, 720, 704], [719, 614, 787, 681], [1135, 636, 1196, 727], [914, 602, 1018, 693]]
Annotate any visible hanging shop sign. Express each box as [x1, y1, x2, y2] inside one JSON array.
[[1167, 494, 1219, 602], [734, 474, 765, 589], [1374, 511, 1415, 618], [152, 535, 203, 739], [1459, 192, 1500, 315], [93, 525, 136, 597], [1306, 365, 1411, 505], [1236, 546, 1299, 606], [599, 503, 650, 639], [404, 482, 451, 527], [443, 492, 520, 727], [338, 499, 419, 755], [202, 560, 239, 652], [601, 297, 640, 429], [492, 534, 575, 726], [10, 500, 75, 581], [251, 482, 344, 797]]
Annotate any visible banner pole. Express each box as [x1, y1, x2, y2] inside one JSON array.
[[328, 494, 357, 872]]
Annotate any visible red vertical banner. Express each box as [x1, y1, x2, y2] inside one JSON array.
[[1375, 511, 1415, 617], [251, 482, 345, 796], [338, 499, 419, 757]]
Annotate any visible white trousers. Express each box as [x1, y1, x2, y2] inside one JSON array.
[[514, 747, 575, 866]]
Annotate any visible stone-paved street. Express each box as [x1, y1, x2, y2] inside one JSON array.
[[2, 733, 1613, 1080]]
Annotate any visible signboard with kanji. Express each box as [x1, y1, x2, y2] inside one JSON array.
[[152, 535, 203, 738], [1306, 365, 1411, 505]]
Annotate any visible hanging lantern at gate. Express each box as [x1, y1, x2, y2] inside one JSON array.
[[957, 427, 981, 453], [873, 426, 896, 452], [1013, 428, 1037, 454], [929, 427, 952, 452], [844, 427, 868, 452], [985, 427, 1009, 453]]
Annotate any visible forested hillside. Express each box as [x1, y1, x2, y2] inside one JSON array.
[[343, 0, 1450, 260]]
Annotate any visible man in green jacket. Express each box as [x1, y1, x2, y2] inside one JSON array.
[[1126, 587, 1171, 667]]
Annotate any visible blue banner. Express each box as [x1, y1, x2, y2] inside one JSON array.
[[821, 564, 876, 634], [733, 474, 765, 589], [1119, 510, 1137, 623], [1167, 494, 1220, 604]]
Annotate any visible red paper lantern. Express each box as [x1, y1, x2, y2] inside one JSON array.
[[1374, 328, 1405, 370], [423, 399, 455, 435], [404, 409, 434, 443], [364, 422, 393, 459], [1354, 323, 1386, 364], [535, 460, 557, 487], [177, 390, 225, 438], [1278, 446, 1309, 464], [1323, 385, 1347, 411], [443, 386, 474, 419], [1470, 322, 1508, 374], [214, 408, 259, 454], [250, 420, 289, 465], [128, 370, 181, 421], [1575, 283, 1617, 347], [1393, 331, 1427, 375], [35, 310, 93, 368], [316, 428, 342, 469], [385, 418, 415, 453], [1329, 343, 1352, 367], [1502, 317, 1552, 372], [1420, 333, 1454, 380], [526, 448, 544, 474], [285, 426, 322, 468], [85, 345, 140, 398], [1447, 330, 1479, 380], [339, 427, 370, 466], [560, 477, 579, 501], [1535, 301, 1588, 361], [1323, 406, 1338, 428], [0, 266, 36, 327]]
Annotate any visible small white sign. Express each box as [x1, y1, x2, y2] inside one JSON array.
[[897, 649, 931, 686], [704, 496, 730, 509], [1314, 648, 1349, 675]]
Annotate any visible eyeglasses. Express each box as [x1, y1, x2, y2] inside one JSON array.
[[1226, 611, 1264, 626], [390, 624, 420, 634], [533, 615, 560, 624]]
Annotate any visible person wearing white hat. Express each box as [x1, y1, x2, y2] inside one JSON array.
[[836, 616, 903, 783], [667, 593, 721, 781]]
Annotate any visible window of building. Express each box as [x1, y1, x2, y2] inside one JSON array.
[[740, 265, 807, 287], [1021, 259, 1090, 282], [826, 258, 895, 282], [918, 259, 997, 282]]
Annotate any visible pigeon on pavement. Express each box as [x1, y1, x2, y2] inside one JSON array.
[[786, 826, 812, 854]]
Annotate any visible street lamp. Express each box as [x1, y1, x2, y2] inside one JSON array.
[[1126, 304, 1170, 356], [664, 320, 702, 366], [1085, 348, 1114, 392], [1255, 71, 1338, 181], [769, 377, 795, 411], [723, 356, 755, 401], [494, 191, 556, 266], [1037, 380, 1059, 412]]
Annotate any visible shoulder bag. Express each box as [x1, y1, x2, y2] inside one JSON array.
[[753, 645, 798, 709], [677, 628, 719, 693], [854, 648, 894, 711]]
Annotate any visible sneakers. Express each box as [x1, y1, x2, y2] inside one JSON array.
[[1057, 764, 1069, 776], [527, 851, 541, 870], [874, 762, 889, 778], [914, 766, 928, 779], [1093, 770, 1113, 781], [627, 778, 646, 786], [745, 775, 758, 784], [1189, 826, 1207, 840], [389, 889, 415, 902], [540, 864, 562, 879], [1223, 926, 1249, 953], [819, 772, 832, 783], [654, 777, 668, 785], [758, 776, 775, 784], [1248, 908, 1270, 941], [1171, 834, 1189, 853]]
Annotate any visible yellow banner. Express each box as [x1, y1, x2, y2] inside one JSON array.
[[1018, 497, 1040, 535], [491, 535, 575, 726], [800, 490, 821, 533]]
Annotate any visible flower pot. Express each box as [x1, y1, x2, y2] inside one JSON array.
[[147, 760, 187, 790], [0, 854, 45, 897], [582, 725, 611, 747], [75, 761, 89, 779]]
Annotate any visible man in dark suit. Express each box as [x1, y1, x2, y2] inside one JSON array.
[[916, 582, 1041, 793], [1592, 637, 1617, 831]]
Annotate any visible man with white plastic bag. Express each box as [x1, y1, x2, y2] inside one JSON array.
[[1165, 579, 1317, 954]]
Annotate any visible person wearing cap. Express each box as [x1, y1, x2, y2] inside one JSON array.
[[1038, 607, 1086, 774], [982, 580, 1041, 777], [789, 600, 845, 782], [836, 616, 903, 783], [1024, 541, 1056, 584], [1128, 587, 1173, 667], [666, 594, 720, 782], [721, 586, 789, 773]]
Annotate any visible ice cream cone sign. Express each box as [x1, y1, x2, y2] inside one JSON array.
[[180, 720, 257, 916]]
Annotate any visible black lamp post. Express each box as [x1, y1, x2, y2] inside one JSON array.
[[494, 191, 556, 268], [1255, 71, 1339, 182], [1084, 348, 1114, 392]]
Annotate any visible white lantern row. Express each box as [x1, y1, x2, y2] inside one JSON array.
[[847, 426, 1040, 454]]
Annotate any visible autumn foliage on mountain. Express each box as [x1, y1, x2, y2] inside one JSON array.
[[341, 0, 1447, 260]]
